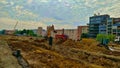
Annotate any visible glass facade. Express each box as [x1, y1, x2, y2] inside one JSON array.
[[107, 18, 120, 36], [106, 18, 113, 35], [89, 15, 120, 37], [89, 15, 110, 37]]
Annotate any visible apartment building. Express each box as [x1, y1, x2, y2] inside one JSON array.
[[106, 18, 120, 36], [89, 14, 110, 37]]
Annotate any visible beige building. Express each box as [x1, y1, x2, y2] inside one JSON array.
[[77, 26, 88, 40], [48, 25, 88, 40], [37, 27, 42, 36], [51, 29, 78, 40], [5, 30, 15, 35], [36, 27, 47, 37], [64, 29, 77, 40]]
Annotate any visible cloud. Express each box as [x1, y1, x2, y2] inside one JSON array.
[[94, 2, 120, 17], [0, 0, 14, 6], [54, 24, 76, 29], [38, 17, 77, 29], [0, 0, 120, 30], [0, 18, 47, 30], [0, 0, 10, 9], [0, 0, 8, 4], [27, 0, 33, 4], [39, 0, 49, 3], [0, 17, 76, 30], [58, 0, 62, 2], [14, 5, 23, 11], [13, 5, 38, 18], [40, 17, 63, 24], [10, 2, 14, 5], [0, 12, 9, 17]]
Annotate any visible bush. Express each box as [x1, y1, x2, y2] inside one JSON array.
[[81, 33, 89, 38], [96, 34, 115, 43]]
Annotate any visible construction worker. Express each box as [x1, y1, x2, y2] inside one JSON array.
[[49, 36, 53, 46], [103, 39, 109, 50]]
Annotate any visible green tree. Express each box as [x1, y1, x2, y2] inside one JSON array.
[[28, 30, 34, 36], [14, 29, 37, 36], [23, 29, 27, 33], [1, 30, 5, 34], [96, 34, 115, 42], [81, 33, 89, 38], [26, 30, 30, 35]]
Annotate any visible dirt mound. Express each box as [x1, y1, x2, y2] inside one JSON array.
[[56, 38, 120, 57], [7, 39, 94, 68], [62, 39, 77, 47], [61, 39, 109, 53], [34, 39, 46, 43], [2, 36, 120, 68], [78, 39, 109, 53]]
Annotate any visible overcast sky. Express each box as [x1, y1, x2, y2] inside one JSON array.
[[0, 0, 120, 30]]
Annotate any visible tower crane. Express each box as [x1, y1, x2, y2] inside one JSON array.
[[14, 21, 18, 30]]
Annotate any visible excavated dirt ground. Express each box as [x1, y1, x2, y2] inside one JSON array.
[[1, 35, 120, 68], [0, 39, 22, 68]]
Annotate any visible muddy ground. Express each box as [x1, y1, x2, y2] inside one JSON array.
[[1, 35, 120, 68]]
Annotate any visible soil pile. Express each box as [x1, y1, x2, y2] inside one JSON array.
[[1, 36, 120, 68]]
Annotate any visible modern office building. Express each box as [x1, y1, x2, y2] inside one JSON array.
[[106, 18, 120, 36], [106, 18, 114, 35], [89, 14, 110, 37]]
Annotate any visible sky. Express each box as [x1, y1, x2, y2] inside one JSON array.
[[0, 0, 120, 30]]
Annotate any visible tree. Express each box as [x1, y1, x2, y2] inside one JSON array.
[[96, 34, 115, 43], [14, 29, 37, 36], [1, 30, 5, 34], [81, 33, 89, 38], [23, 29, 27, 33], [26, 30, 30, 35], [28, 30, 34, 36], [25, 30, 36, 36]]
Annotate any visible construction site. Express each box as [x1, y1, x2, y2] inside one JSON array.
[[1, 0, 120, 68], [0, 34, 120, 68]]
